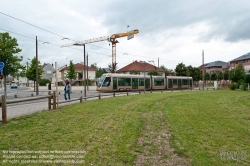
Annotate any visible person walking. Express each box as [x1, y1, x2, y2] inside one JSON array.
[[64, 79, 71, 100]]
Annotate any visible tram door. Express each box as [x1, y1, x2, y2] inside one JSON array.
[[113, 77, 117, 90], [132, 78, 138, 89], [178, 79, 182, 88]]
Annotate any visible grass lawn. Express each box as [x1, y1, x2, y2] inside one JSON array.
[[0, 90, 250, 165]]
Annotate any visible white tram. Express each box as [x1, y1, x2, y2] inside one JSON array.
[[96, 73, 193, 92]]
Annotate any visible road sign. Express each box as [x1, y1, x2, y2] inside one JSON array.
[[0, 62, 4, 72]]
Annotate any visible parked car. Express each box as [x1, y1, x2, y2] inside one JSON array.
[[10, 82, 18, 89]]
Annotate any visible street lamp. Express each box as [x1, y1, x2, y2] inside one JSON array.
[[36, 40, 49, 95]]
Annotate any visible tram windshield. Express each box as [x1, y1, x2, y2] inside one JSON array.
[[97, 75, 111, 87]]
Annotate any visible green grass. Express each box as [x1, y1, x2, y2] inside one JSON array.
[[0, 90, 250, 165]]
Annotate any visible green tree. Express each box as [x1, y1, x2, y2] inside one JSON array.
[[211, 73, 217, 81], [90, 63, 97, 69], [66, 60, 77, 82], [147, 70, 159, 76], [223, 70, 229, 80], [0, 32, 25, 95], [244, 74, 250, 85], [96, 68, 107, 77], [218, 71, 223, 80], [204, 72, 210, 86], [175, 63, 186, 76], [26, 57, 43, 92], [191, 67, 202, 82], [231, 64, 245, 83]]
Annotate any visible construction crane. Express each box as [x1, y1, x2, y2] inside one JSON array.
[[61, 29, 139, 67]]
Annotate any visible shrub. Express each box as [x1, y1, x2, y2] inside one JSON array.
[[39, 78, 51, 86], [242, 83, 247, 91], [230, 83, 237, 90]]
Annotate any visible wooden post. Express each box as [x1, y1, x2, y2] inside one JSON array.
[[98, 94, 101, 100], [53, 91, 56, 109], [139, 91, 141, 94], [80, 96, 83, 103], [113, 92, 115, 97], [2, 95, 7, 124], [127, 91, 128, 96], [161, 90, 163, 93], [48, 91, 51, 110], [150, 90, 152, 93]]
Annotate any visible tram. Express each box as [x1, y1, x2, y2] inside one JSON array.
[[96, 73, 193, 92]]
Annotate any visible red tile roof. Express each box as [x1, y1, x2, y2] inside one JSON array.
[[117, 61, 165, 72], [59, 63, 97, 72]]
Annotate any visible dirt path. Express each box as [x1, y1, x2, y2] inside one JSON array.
[[134, 110, 190, 166]]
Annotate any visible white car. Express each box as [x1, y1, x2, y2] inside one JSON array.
[[10, 82, 18, 89]]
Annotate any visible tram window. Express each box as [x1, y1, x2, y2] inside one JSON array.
[[173, 79, 177, 86], [154, 78, 164, 86], [139, 78, 144, 86], [168, 79, 173, 88], [118, 77, 131, 86], [102, 77, 111, 86]]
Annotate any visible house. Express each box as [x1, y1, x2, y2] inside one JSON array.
[[199, 61, 229, 73], [116, 60, 166, 76], [229, 52, 250, 73], [41, 63, 55, 80], [57, 62, 97, 85]]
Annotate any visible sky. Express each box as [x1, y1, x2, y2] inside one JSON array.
[[1, 0, 250, 70]]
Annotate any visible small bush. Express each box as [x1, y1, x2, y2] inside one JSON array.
[[242, 83, 247, 91], [230, 83, 237, 90], [39, 78, 51, 86]]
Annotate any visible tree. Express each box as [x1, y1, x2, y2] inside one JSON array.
[[204, 72, 210, 86], [175, 63, 186, 76], [245, 74, 250, 85], [218, 71, 223, 80], [108, 63, 118, 73], [147, 70, 159, 76], [26, 57, 43, 91], [231, 64, 245, 83], [224, 70, 229, 80], [191, 67, 202, 82], [0, 32, 25, 95], [90, 63, 97, 69], [66, 60, 77, 82], [96, 68, 106, 77], [211, 73, 217, 81]]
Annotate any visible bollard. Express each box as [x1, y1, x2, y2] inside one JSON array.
[[207, 87, 208, 90], [14, 94, 17, 98], [150, 90, 152, 93], [81, 91, 82, 93], [172, 88, 173, 92], [31, 93, 33, 97], [48, 91, 51, 110], [59, 92, 60, 95], [113, 92, 115, 97], [2, 95, 7, 124], [139, 91, 141, 94], [98, 94, 101, 100], [53, 91, 56, 109], [80, 96, 83, 103], [127, 91, 128, 96], [161, 90, 163, 93]]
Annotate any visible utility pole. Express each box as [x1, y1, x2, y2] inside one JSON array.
[[83, 45, 86, 98], [36, 36, 39, 95], [55, 62, 58, 108], [87, 53, 89, 90], [202, 50, 204, 90]]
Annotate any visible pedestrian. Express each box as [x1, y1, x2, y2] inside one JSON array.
[[64, 79, 71, 100]]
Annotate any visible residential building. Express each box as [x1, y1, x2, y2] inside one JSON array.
[[116, 60, 166, 76], [199, 61, 229, 74], [229, 52, 250, 73], [57, 62, 97, 85], [41, 63, 55, 80]]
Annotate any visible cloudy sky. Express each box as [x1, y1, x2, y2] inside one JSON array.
[[1, 0, 250, 70]]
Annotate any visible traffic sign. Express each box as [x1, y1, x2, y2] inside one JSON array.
[[0, 62, 4, 72]]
